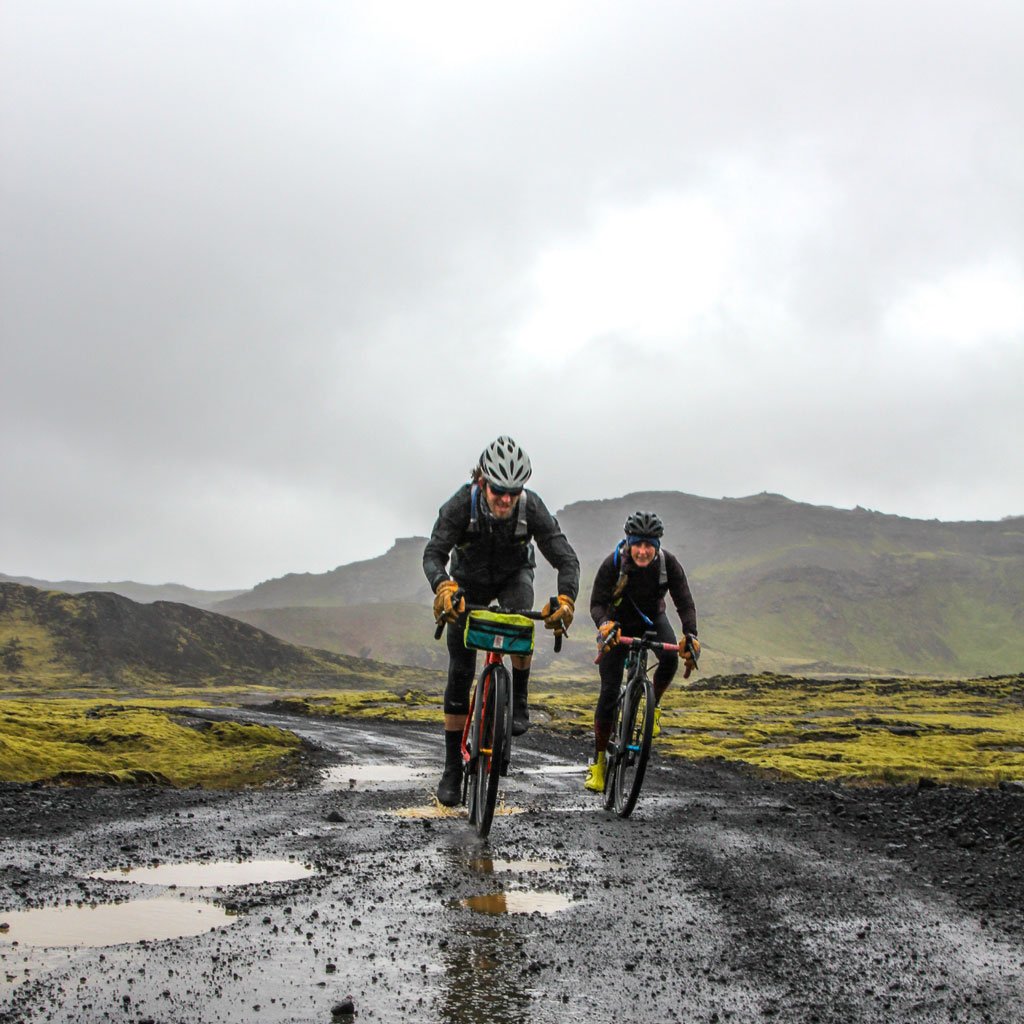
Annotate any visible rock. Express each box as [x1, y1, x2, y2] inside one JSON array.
[[331, 995, 356, 1018]]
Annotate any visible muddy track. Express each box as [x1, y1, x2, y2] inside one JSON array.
[[2, 712, 1023, 1023]]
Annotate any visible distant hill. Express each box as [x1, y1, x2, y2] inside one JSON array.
[[0, 573, 245, 610], [218, 492, 1024, 679], [216, 536, 430, 611], [0, 583, 442, 695]]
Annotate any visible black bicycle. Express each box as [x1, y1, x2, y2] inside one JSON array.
[[434, 596, 563, 837], [601, 632, 697, 817]]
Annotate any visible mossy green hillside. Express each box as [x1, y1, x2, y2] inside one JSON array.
[[537, 673, 1024, 787], [0, 700, 302, 787], [285, 673, 1024, 788], [0, 582, 443, 697]]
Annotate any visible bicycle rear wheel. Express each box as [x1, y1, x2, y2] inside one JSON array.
[[613, 670, 655, 818], [474, 664, 510, 838]]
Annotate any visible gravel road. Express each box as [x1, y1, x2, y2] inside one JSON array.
[[2, 711, 1023, 1024]]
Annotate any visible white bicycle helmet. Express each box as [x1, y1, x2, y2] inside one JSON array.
[[478, 436, 532, 490]]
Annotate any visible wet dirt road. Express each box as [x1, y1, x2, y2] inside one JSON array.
[[2, 712, 1023, 1023]]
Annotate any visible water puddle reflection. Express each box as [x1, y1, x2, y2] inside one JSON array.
[[0, 896, 235, 948], [393, 804, 524, 820], [459, 891, 572, 916], [89, 858, 314, 887], [468, 858, 563, 874], [322, 764, 432, 789], [518, 764, 583, 776]]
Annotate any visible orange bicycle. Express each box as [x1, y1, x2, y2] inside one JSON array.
[[434, 595, 562, 837]]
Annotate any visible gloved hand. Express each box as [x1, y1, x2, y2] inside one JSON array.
[[682, 634, 701, 677], [541, 594, 575, 634], [596, 620, 621, 653], [432, 580, 464, 624]]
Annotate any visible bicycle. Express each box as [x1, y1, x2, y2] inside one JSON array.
[[434, 594, 563, 838], [598, 631, 698, 818]]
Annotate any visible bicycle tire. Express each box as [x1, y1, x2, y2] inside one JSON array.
[[613, 668, 655, 818], [602, 692, 621, 812], [474, 664, 510, 838], [465, 675, 482, 826]]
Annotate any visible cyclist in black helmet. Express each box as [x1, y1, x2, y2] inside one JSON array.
[[584, 510, 699, 792], [424, 436, 580, 806]]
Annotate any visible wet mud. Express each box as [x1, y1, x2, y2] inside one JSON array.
[[2, 713, 1023, 1023]]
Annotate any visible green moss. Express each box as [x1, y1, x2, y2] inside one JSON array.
[[0, 699, 301, 787]]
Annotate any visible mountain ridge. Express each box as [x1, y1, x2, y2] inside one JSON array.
[[0, 582, 442, 694], [7, 491, 1023, 679]]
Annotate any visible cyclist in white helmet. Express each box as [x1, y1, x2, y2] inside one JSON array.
[[424, 436, 580, 806], [584, 510, 699, 793]]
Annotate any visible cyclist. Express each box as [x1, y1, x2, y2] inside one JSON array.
[[584, 510, 699, 792], [424, 436, 580, 806]]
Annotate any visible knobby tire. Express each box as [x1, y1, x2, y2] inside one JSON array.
[[465, 676, 483, 826], [613, 669, 655, 818], [474, 664, 510, 838]]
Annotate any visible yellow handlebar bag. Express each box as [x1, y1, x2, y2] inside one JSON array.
[[464, 610, 535, 655]]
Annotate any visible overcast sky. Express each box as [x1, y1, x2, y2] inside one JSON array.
[[3, 1, 1022, 590]]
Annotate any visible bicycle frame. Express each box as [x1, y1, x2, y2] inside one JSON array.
[[461, 651, 512, 770], [602, 632, 679, 818], [434, 594, 563, 838]]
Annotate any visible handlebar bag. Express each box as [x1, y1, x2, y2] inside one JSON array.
[[464, 611, 535, 655]]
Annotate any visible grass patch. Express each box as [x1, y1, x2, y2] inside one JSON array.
[[0, 699, 302, 788], [648, 673, 1024, 786], [267, 688, 444, 724]]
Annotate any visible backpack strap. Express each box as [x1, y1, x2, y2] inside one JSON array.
[[514, 490, 528, 539], [467, 483, 529, 539], [611, 542, 667, 606], [611, 540, 629, 603]]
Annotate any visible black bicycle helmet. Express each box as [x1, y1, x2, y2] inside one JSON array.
[[623, 510, 664, 539], [478, 436, 532, 490]]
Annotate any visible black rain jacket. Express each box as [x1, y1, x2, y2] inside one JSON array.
[[589, 547, 697, 636], [423, 483, 580, 600]]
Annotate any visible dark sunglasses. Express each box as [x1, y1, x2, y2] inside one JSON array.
[[487, 482, 523, 498]]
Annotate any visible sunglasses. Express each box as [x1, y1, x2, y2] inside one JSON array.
[[487, 482, 523, 498]]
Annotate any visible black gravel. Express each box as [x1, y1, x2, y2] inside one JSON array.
[[2, 718, 1023, 1024]]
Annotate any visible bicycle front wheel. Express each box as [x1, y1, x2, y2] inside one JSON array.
[[613, 671, 655, 818], [474, 664, 510, 838]]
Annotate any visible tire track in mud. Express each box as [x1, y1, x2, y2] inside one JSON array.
[[2, 715, 1023, 1023]]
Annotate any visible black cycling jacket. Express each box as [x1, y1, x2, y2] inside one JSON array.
[[423, 483, 580, 600], [589, 547, 697, 636]]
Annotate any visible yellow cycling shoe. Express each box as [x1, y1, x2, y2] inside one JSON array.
[[584, 752, 606, 792], [652, 707, 662, 738]]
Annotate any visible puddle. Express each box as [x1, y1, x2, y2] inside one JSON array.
[[0, 896, 235, 948], [459, 891, 572, 916], [392, 805, 524, 820], [468, 858, 563, 874], [88, 858, 314, 887], [322, 764, 432, 789], [518, 764, 584, 776]]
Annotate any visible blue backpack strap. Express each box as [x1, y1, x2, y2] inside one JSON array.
[[467, 484, 481, 534], [611, 541, 628, 604]]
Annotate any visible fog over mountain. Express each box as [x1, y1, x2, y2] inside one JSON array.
[[219, 491, 1024, 679], [3, 3, 1023, 590]]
